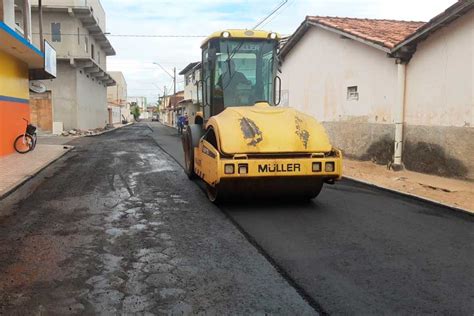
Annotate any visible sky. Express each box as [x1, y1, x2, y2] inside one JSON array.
[[102, 0, 456, 104]]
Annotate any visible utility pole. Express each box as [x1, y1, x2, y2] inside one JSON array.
[[39, 0, 44, 51], [173, 67, 176, 96], [164, 85, 167, 124]]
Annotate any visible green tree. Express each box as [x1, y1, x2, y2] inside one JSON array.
[[130, 102, 140, 120]]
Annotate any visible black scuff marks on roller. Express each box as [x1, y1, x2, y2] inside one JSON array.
[[295, 116, 310, 149], [239, 117, 263, 146]]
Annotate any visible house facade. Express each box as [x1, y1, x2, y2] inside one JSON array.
[[107, 71, 131, 124], [280, 1, 473, 179], [160, 91, 184, 127], [178, 62, 202, 125], [0, 0, 55, 156], [127, 96, 147, 112], [30, 0, 116, 132]]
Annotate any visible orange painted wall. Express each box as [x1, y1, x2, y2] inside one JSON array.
[[0, 100, 30, 156], [0, 49, 31, 156]]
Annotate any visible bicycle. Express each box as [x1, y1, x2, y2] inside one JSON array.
[[14, 119, 37, 154]]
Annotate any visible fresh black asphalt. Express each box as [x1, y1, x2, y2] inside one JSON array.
[[149, 122, 474, 315]]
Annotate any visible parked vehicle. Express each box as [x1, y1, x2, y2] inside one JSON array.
[[14, 119, 37, 154]]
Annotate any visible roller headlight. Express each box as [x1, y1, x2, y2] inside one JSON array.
[[224, 164, 235, 174], [325, 162, 335, 172], [312, 162, 322, 172], [238, 164, 248, 174]]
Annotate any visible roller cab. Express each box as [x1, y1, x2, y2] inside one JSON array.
[[182, 29, 342, 202]]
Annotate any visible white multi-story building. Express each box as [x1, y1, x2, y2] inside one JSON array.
[[30, 0, 116, 131], [127, 96, 147, 111]]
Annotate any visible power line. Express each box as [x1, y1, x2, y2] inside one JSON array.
[[260, 0, 296, 29], [252, 0, 288, 29], [108, 34, 206, 38], [33, 32, 206, 37]]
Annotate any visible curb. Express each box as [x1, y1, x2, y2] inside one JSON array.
[[343, 175, 473, 216], [0, 145, 74, 201], [85, 122, 134, 137]]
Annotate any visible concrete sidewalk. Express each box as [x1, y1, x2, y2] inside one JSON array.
[[0, 145, 73, 199], [0, 122, 134, 200], [344, 160, 474, 213]]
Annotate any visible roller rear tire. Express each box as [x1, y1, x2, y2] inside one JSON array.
[[182, 124, 202, 179], [304, 179, 324, 200]]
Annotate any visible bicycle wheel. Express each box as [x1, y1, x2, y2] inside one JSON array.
[[14, 134, 34, 154]]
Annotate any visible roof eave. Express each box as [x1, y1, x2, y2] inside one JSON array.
[[308, 21, 391, 53], [391, 0, 474, 53], [178, 62, 199, 75], [32, 5, 116, 56], [280, 19, 392, 60], [279, 20, 310, 59], [61, 57, 116, 86]]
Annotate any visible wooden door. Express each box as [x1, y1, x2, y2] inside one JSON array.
[[30, 91, 53, 132]]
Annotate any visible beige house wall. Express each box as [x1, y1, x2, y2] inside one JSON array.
[[281, 27, 398, 166], [281, 17, 474, 179], [403, 10, 474, 179], [107, 71, 127, 103], [405, 10, 473, 128], [183, 68, 201, 104], [281, 27, 398, 124]]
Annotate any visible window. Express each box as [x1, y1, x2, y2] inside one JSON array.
[[98, 51, 100, 64], [51, 22, 61, 42], [77, 27, 80, 44], [347, 86, 359, 101], [91, 44, 95, 60], [213, 39, 276, 108], [85, 36, 89, 52]]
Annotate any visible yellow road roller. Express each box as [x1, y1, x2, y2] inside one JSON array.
[[182, 29, 342, 202]]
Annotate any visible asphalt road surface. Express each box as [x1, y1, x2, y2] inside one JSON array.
[[149, 122, 474, 315], [0, 124, 314, 315]]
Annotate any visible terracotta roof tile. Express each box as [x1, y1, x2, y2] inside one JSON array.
[[307, 16, 425, 49]]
